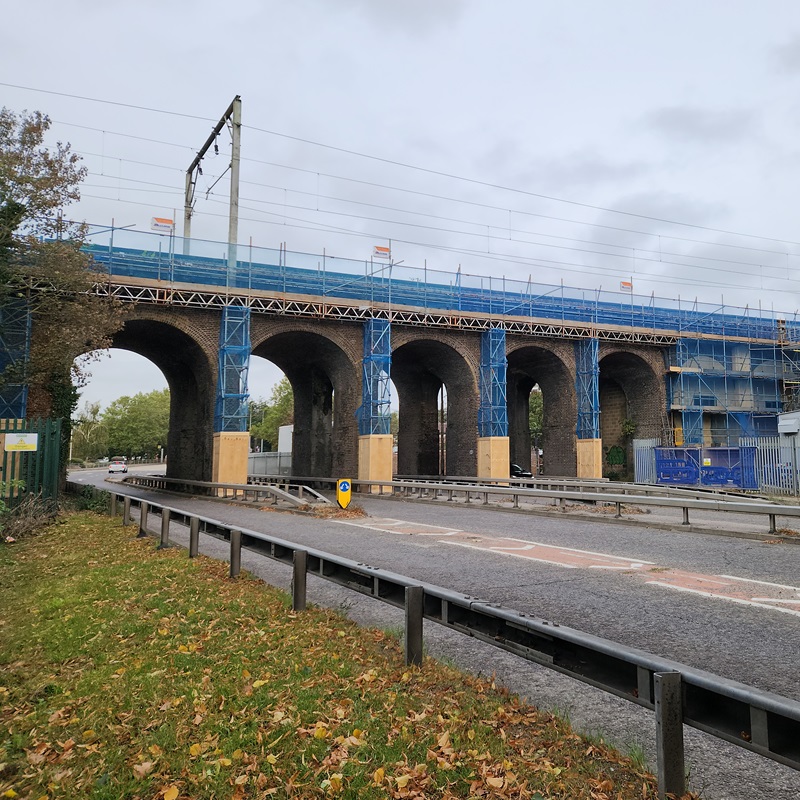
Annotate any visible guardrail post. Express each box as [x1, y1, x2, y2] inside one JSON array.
[[109, 493, 118, 517], [159, 508, 171, 548], [229, 530, 242, 578], [292, 550, 308, 611], [769, 513, 777, 534], [189, 516, 200, 558], [137, 501, 149, 538], [682, 507, 690, 525], [122, 496, 131, 526], [615, 501, 622, 519], [405, 585, 424, 666], [654, 671, 685, 799]]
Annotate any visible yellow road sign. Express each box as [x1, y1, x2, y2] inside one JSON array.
[[336, 478, 352, 509]]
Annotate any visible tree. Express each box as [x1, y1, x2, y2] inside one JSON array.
[[70, 401, 108, 462], [102, 389, 170, 459], [529, 386, 543, 448], [0, 108, 126, 417], [250, 377, 293, 450]]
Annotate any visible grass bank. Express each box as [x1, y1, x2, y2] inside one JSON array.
[[0, 512, 692, 799]]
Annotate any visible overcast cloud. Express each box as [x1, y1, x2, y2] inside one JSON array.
[[3, 0, 800, 408]]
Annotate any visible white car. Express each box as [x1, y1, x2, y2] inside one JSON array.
[[108, 461, 128, 474]]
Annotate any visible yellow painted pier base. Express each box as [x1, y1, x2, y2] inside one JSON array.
[[212, 431, 251, 486], [358, 434, 393, 493], [477, 436, 510, 480], [576, 438, 603, 479]]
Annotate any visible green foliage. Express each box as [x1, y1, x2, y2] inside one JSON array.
[[69, 485, 110, 513], [621, 417, 637, 438], [103, 389, 170, 459], [71, 401, 108, 461], [529, 387, 543, 446], [0, 107, 126, 414], [249, 377, 293, 450]]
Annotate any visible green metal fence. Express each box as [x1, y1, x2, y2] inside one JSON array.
[[0, 418, 61, 508]]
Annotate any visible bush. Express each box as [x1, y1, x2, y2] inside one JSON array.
[[1, 492, 58, 543], [71, 485, 110, 513]]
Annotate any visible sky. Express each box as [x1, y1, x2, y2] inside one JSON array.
[[4, 0, 800, 410]]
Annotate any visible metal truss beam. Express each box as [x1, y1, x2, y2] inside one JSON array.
[[86, 279, 687, 345]]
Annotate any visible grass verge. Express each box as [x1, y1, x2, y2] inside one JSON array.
[[0, 512, 696, 799]]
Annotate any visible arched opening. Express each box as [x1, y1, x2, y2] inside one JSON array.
[[74, 319, 215, 481], [246, 355, 291, 475], [507, 345, 575, 477], [72, 350, 169, 464], [392, 340, 477, 477], [110, 319, 215, 481], [251, 331, 359, 478], [599, 351, 664, 479]]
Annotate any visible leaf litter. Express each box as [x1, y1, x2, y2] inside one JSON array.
[[0, 512, 698, 799]]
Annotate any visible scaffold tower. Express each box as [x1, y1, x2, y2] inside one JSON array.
[[575, 338, 600, 439], [213, 304, 250, 432], [356, 318, 391, 436], [478, 328, 508, 437], [0, 300, 31, 419]]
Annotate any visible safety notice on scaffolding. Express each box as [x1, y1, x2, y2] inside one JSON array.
[[4, 433, 38, 452]]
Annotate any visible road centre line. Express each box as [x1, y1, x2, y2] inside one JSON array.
[[718, 575, 800, 591], [645, 581, 800, 618], [502, 537, 656, 564], [751, 598, 800, 604], [336, 516, 800, 617], [443, 540, 579, 568]]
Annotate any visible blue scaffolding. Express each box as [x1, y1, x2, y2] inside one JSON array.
[[0, 300, 31, 419], [213, 304, 250, 433], [667, 338, 791, 445], [478, 328, 508, 437], [575, 338, 600, 439], [356, 318, 391, 436]]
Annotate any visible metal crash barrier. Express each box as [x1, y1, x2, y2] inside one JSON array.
[[69, 482, 800, 798]]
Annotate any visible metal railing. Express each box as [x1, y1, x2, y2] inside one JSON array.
[[129, 473, 800, 536], [71, 483, 800, 799], [124, 474, 330, 508]]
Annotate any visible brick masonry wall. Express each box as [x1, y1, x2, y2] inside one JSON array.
[[77, 305, 671, 483]]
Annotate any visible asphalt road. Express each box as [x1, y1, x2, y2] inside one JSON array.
[[69, 466, 800, 800]]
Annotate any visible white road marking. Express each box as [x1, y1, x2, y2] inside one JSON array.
[[645, 581, 800, 618], [443, 540, 579, 567], [718, 575, 800, 592]]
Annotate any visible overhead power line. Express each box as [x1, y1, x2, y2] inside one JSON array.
[[5, 81, 797, 248]]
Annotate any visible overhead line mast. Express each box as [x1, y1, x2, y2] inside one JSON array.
[[183, 95, 242, 272]]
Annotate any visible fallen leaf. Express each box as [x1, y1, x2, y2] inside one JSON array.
[[133, 761, 155, 779]]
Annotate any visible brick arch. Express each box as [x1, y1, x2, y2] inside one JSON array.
[[250, 319, 362, 478], [506, 338, 577, 477], [109, 308, 218, 481], [599, 346, 667, 476], [391, 330, 480, 476]]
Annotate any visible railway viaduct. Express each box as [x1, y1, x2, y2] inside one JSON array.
[[106, 302, 668, 483], [5, 229, 794, 485]]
